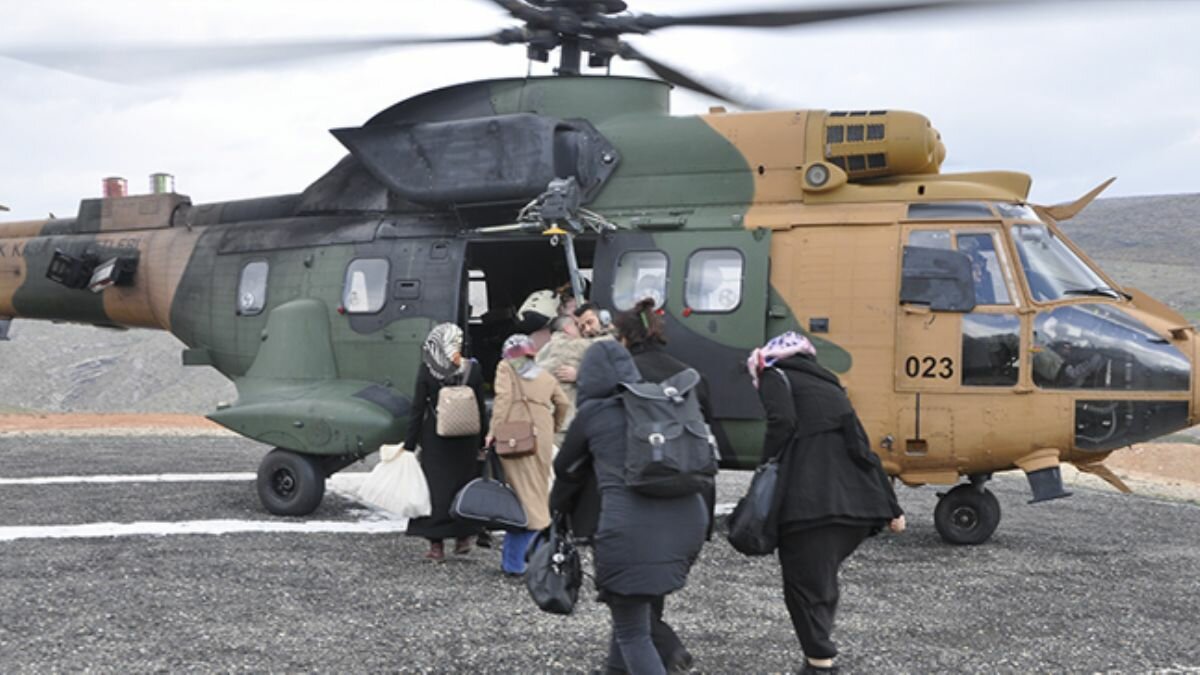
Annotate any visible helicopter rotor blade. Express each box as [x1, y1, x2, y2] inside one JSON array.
[[1, 32, 518, 83], [633, 0, 990, 31], [616, 42, 759, 110]]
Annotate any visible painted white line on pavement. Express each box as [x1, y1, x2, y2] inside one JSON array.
[[0, 472, 258, 485], [0, 518, 409, 542]]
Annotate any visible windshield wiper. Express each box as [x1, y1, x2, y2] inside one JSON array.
[[1063, 286, 1128, 300]]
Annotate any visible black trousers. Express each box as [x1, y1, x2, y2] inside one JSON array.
[[777, 524, 871, 660], [605, 594, 685, 674]]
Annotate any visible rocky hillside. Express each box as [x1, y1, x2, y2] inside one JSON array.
[[1, 193, 1196, 413], [0, 322, 233, 414], [1059, 192, 1200, 315]]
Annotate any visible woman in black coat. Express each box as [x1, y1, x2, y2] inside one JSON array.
[[553, 340, 707, 675], [750, 331, 905, 673], [403, 323, 485, 562], [611, 299, 726, 456]]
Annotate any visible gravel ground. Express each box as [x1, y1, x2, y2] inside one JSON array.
[[1, 435, 1198, 673]]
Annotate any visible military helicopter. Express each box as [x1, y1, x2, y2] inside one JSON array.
[[1, 0, 1195, 545]]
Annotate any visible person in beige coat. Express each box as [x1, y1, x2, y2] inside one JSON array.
[[536, 315, 591, 444], [485, 333, 572, 575]]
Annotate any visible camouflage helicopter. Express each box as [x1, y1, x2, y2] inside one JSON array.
[[1, 0, 1195, 545]]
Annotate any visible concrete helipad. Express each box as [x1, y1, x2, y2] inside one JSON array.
[[1, 434, 1197, 673]]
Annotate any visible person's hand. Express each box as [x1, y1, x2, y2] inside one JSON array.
[[889, 515, 906, 533], [555, 365, 577, 383], [484, 435, 494, 448]]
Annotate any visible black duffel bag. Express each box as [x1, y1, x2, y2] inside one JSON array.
[[451, 448, 528, 532], [525, 515, 582, 615], [726, 457, 782, 556]]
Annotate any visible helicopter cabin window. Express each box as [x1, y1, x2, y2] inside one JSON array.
[[612, 250, 668, 310], [237, 261, 268, 316], [1010, 222, 1114, 303], [685, 249, 744, 312], [342, 258, 389, 314], [467, 269, 488, 324], [961, 313, 1020, 386]]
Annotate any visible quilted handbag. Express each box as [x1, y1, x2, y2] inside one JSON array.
[[436, 361, 481, 438], [525, 515, 582, 615], [450, 449, 529, 532], [494, 363, 537, 458]]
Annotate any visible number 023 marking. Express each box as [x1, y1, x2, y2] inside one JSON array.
[[904, 355, 954, 380]]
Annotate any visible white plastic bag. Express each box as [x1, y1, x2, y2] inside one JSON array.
[[357, 445, 432, 519]]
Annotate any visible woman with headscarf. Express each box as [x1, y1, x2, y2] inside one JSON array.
[[402, 323, 486, 562], [553, 340, 707, 675], [485, 333, 572, 576], [749, 331, 905, 674]]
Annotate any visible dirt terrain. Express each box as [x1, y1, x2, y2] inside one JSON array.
[[0, 413, 228, 437]]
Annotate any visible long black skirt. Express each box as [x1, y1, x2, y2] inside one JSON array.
[[405, 422, 483, 541]]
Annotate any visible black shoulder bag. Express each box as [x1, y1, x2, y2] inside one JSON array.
[[524, 513, 583, 615], [727, 368, 792, 556]]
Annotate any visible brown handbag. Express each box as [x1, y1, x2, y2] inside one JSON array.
[[494, 363, 538, 458]]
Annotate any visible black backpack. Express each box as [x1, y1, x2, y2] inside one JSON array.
[[618, 368, 719, 498]]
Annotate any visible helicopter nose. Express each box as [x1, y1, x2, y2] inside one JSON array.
[[1192, 334, 1200, 426]]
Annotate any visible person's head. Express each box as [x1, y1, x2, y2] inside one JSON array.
[[576, 340, 642, 403], [613, 298, 666, 350], [502, 333, 537, 360], [555, 282, 578, 317], [574, 302, 604, 338], [746, 331, 817, 389], [518, 289, 557, 333], [550, 314, 581, 338], [422, 323, 465, 381]]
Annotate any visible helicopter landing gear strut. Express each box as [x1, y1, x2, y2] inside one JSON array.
[[934, 473, 1001, 545], [256, 448, 326, 516]]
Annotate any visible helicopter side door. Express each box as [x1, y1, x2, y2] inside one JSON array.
[[894, 224, 1027, 466], [593, 228, 770, 420]]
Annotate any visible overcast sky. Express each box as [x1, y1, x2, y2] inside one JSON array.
[[2, 0, 1198, 222]]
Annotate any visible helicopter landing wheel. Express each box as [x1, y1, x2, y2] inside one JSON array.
[[934, 483, 1001, 545], [257, 448, 326, 516]]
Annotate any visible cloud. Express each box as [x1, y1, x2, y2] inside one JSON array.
[[2, 0, 1198, 220]]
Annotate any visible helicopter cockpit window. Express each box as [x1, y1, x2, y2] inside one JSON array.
[[612, 250, 668, 310], [343, 258, 389, 314], [685, 249, 744, 312], [956, 233, 1011, 305], [237, 261, 268, 316], [906, 202, 996, 220], [1011, 222, 1114, 302], [1032, 304, 1190, 391], [961, 313, 1020, 386], [908, 229, 952, 249], [993, 203, 1040, 220]]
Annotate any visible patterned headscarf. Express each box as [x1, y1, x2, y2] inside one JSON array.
[[746, 331, 817, 388], [422, 323, 465, 381], [502, 333, 543, 380]]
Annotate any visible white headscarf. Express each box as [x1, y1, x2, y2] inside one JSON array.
[[422, 323, 465, 381]]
